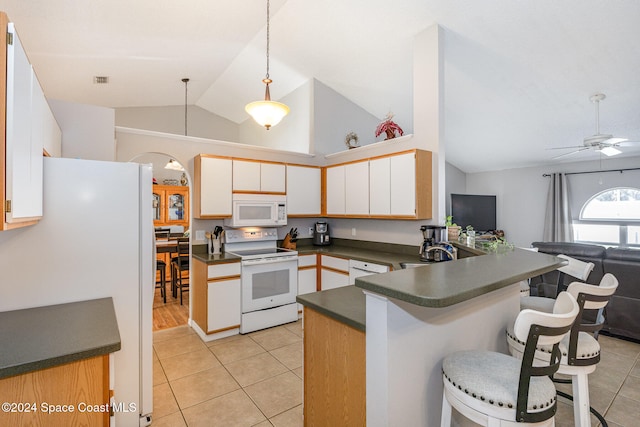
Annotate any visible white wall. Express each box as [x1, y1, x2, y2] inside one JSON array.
[[312, 79, 381, 156], [445, 162, 466, 214], [464, 155, 640, 247], [238, 80, 312, 153], [115, 105, 239, 142], [49, 99, 115, 161]]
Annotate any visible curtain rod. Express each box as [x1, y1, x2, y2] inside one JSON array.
[[542, 167, 640, 177]]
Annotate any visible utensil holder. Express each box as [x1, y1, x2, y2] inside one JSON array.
[[209, 238, 222, 255]]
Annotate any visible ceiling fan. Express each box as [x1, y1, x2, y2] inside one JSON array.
[[550, 93, 638, 160]]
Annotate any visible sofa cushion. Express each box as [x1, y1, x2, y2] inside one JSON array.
[[604, 248, 640, 300]]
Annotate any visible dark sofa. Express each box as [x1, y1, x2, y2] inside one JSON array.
[[530, 241, 640, 341]]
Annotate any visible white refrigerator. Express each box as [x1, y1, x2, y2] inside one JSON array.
[[0, 156, 154, 426]]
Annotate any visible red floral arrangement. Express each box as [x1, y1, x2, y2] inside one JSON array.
[[375, 112, 404, 140]]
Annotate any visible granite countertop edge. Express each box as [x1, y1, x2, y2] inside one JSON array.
[[0, 298, 122, 379]]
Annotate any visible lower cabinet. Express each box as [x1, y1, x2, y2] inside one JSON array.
[[193, 259, 241, 335], [0, 355, 111, 426], [298, 254, 318, 312], [320, 255, 349, 290]]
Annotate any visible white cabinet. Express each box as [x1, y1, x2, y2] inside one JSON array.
[[194, 155, 233, 218], [369, 156, 391, 215], [345, 161, 369, 215], [233, 160, 285, 193], [389, 152, 417, 216], [298, 254, 317, 312], [200, 261, 241, 334], [320, 255, 349, 290], [370, 152, 418, 216], [207, 277, 241, 333], [260, 162, 286, 193], [2, 19, 61, 230], [287, 165, 321, 216], [326, 162, 369, 216], [325, 165, 345, 215]]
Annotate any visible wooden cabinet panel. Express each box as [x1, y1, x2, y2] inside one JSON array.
[[0, 355, 110, 426], [194, 155, 232, 218], [286, 165, 321, 216], [303, 307, 365, 426], [152, 185, 189, 228]]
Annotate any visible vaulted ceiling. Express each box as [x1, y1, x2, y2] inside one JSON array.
[[3, 0, 640, 172]]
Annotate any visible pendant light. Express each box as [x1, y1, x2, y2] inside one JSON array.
[[165, 78, 188, 171], [245, 0, 289, 130]]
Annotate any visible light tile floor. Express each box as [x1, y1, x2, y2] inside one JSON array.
[[152, 321, 640, 426]]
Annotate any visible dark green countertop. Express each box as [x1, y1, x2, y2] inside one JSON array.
[[0, 298, 121, 379], [296, 240, 423, 270], [355, 248, 564, 307], [296, 286, 365, 332], [192, 251, 241, 264]]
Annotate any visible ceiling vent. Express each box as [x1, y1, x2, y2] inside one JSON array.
[[93, 76, 109, 84]]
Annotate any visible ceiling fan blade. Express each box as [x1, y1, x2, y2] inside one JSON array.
[[603, 137, 628, 145], [551, 147, 591, 160], [547, 145, 586, 151], [616, 140, 640, 147]]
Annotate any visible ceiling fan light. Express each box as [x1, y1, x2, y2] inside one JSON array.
[[245, 100, 290, 130], [599, 146, 622, 157]]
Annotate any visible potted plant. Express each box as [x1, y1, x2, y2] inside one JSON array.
[[445, 215, 461, 241], [375, 112, 404, 140]]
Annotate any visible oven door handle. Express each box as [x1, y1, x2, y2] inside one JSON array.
[[242, 256, 298, 266]]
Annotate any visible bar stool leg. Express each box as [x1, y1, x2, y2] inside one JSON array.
[[573, 372, 592, 427], [161, 268, 166, 303], [440, 389, 452, 427]]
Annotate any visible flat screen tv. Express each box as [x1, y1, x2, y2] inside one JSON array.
[[450, 194, 497, 232]]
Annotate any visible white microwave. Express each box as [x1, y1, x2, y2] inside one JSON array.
[[224, 194, 287, 227]]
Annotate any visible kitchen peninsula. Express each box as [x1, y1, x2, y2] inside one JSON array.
[[297, 245, 564, 426]]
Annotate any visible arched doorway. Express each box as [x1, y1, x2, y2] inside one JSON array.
[[131, 152, 191, 331]]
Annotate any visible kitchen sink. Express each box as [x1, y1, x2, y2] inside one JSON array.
[[399, 262, 431, 269]]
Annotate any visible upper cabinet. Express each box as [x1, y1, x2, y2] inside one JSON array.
[[232, 160, 285, 194], [153, 185, 189, 228], [286, 165, 321, 216], [1, 14, 61, 231], [194, 155, 233, 219], [324, 150, 432, 220]]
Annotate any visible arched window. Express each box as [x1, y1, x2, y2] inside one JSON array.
[[574, 187, 640, 247]]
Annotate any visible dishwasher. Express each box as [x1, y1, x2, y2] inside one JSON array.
[[349, 259, 389, 284]]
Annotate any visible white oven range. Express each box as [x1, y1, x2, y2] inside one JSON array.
[[224, 228, 298, 334]]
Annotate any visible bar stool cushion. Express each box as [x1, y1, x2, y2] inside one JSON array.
[[443, 350, 556, 414]]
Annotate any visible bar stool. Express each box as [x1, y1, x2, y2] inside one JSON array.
[[507, 274, 618, 427], [156, 259, 166, 303], [523, 254, 594, 303], [441, 292, 579, 427]]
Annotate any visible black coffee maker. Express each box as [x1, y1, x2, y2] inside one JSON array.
[[313, 221, 331, 246], [419, 225, 448, 262]]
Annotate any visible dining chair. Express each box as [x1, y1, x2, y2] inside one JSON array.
[[171, 237, 190, 305]]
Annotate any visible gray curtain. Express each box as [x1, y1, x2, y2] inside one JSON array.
[[543, 173, 574, 242]]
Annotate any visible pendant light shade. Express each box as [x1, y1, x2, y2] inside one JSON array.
[[165, 159, 184, 171], [245, 0, 289, 130]]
